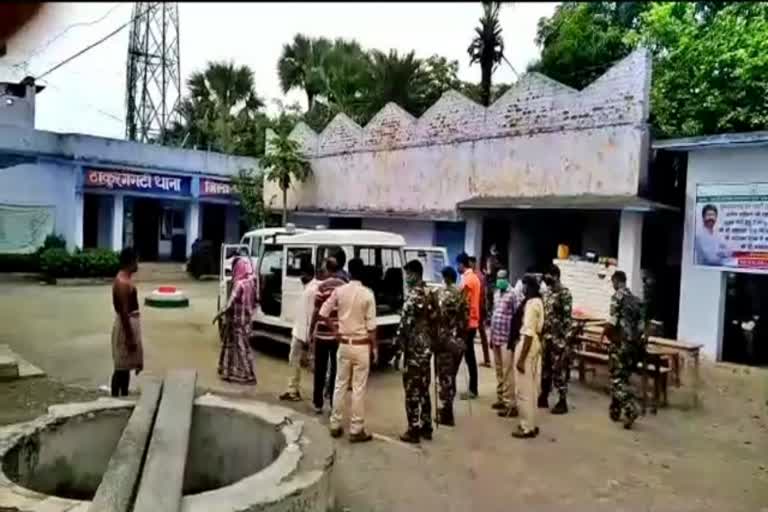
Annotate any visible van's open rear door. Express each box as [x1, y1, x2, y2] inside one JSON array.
[[403, 246, 449, 286]]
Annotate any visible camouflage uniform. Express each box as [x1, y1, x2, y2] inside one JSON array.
[[434, 284, 469, 412], [396, 281, 439, 431], [541, 284, 573, 402], [608, 287, 645, 423]]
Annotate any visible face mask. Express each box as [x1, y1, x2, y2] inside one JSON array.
[[496, 278, 509, 291], [406, 276, 418, 287]]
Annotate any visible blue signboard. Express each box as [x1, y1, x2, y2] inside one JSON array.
[[84, 168, 192, 197]]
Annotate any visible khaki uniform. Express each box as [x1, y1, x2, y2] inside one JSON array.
[[514, 297, 544, 433], [319, 280, 377, 435]]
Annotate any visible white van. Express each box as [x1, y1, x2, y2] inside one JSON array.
[[243, 229, 447, 366]]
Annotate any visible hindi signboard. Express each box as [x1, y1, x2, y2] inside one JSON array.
[[694, 183, 768, 271], [200, 178, 235, 198], [84, 169, 191, 197]]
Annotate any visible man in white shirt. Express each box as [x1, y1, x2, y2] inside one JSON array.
[[279, 262, 318, 402], [695, 204, 729, 266]]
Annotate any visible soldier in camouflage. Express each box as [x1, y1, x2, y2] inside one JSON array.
[[541, 264, 574, 414], [604, 270, 645, 430], [434, 266, 468, 427], [397, 259, 440, 443]]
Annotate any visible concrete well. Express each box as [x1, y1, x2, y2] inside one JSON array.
[[0, 394, 335, 512]]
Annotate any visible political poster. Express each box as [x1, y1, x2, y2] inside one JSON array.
[[694, 183, 768, 271]]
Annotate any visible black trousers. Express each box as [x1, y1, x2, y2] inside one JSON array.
[[314, 340, 338, 409], [463, 329, 479, 395], [111, 369, 130, 397]]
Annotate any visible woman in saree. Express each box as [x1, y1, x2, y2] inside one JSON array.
[[215, 257, 258, 384]]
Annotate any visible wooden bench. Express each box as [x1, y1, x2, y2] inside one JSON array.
[[572, 344, 671, 414]]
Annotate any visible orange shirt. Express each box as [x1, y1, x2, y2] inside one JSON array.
[[460, 269, 481, 329]]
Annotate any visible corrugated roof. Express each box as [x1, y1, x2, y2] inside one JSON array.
[[456, 194, 678, 212], [653, 131, 768, 151]]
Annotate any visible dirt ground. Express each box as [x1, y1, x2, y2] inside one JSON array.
[[0, 280, 767, 512]]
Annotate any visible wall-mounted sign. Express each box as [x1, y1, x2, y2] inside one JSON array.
[[694, 183, 768, 271], [84, 169, 191, 197], [200, 178, 236, 197]]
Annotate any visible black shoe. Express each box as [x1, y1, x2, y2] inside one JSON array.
[[537, 394, 549, 409], [491, 401, 506, 410], [329, 427, 343, 438], [511, 426, 539, 439], [349, 430, 374, 443], [400, 428, 421, 444], [609, 408, 621, 422], [623, 411, 637, 430], [551, 398, 568, 415], [437, 407, 455, 427], [420, 425, 433, 441], [497, 406, 519, 418]]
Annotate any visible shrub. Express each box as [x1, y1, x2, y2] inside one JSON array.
[[0, 253, 40, 273], [42, 234, 66, 251], [40, 248, 119, 279]]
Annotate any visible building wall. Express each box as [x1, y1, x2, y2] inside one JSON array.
[[678, 146, 766, 358], [361, 218, 434, 247], [266, 48, 652, 218], [0, 161, 78, 249]]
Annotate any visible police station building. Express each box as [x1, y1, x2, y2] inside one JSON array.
[[0, 78, 259, 261]]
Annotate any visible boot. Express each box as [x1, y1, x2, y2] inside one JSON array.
[[437, 407, 455, 427], [537, 392, 549, 409], [420, 424, 433, 441], [400, 427, 421, 444], [550, 397, 568, 415]]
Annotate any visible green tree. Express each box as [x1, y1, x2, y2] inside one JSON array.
[[277, 34, 332, 112], [362, 49, 427, 122], [231, 167, 267, 230], [529, 1, 768, 137], [261, 132, 311, 225], [420, 55, 463, 108], [467, 2, 505, 106], [167, 61, 267, 156], [631, 2, 768, 136]]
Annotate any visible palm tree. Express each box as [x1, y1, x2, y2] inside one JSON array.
[[363, 49, 427, 121], [277, 34, 332, 112], [261, 132, 311, 225], [467, 2, 505, 107]]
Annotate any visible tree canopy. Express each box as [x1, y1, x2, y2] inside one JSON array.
[[529, 1, 768, 137]]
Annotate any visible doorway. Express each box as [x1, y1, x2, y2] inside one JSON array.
[[202, 203, 226, 260], [132, 198, 161, 261], [82, 194, 100, 249], [722, 272, 768, 366]]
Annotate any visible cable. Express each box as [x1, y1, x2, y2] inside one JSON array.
[[34, 3, 157, 81], [36, 76, 125, 125], [22, 3, 125, 62]]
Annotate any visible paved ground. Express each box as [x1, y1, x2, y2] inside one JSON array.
[[0, 280, 767, 512]]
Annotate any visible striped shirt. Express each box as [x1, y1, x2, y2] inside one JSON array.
[[313, 276, 347, 341]]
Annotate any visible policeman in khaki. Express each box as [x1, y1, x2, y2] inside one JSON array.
[[319, 258, 377, 443], [511, 274, 545, 439]]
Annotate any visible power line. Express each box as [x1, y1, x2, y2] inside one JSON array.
[[34, 3, 157, 81], [22, 3, 125, 62], [39, 78, 125, 125]]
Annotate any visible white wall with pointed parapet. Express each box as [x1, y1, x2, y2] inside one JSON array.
[[265, 48, 652, 219]]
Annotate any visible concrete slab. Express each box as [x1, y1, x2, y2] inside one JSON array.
[[133, 370, 196, 512], [0, 355, 19, 381], [88, 378, 163, 512], [0, 345, 44, 379]]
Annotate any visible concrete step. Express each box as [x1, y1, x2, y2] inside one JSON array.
[[0, 345, 44, 380], [134, 262, 193, 284], [0, 356, 19, 381], [133, 369, 197, 512], [88, 378, 163, 512]]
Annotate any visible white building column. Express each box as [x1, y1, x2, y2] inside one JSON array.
[[186, 200, 200, 258], [72, 192, 84, 251], [111, 194, 124, 251], [618, 210, 643, 298], [463, 213, 483, 258]]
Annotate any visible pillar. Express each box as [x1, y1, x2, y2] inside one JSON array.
[[72, 192, 84, 251], [618, 210, 643, 298], [111, 194, 124, 251], [463, 213, 483, 258], [186, 200, 200, 258]]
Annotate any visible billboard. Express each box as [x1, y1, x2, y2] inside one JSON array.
[[694, 183, 768, 270]]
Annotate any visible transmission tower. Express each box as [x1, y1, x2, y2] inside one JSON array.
[[125, 2, 181, 143]]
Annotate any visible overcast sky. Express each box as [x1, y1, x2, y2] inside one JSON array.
[[1, 2, 558, 140]]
